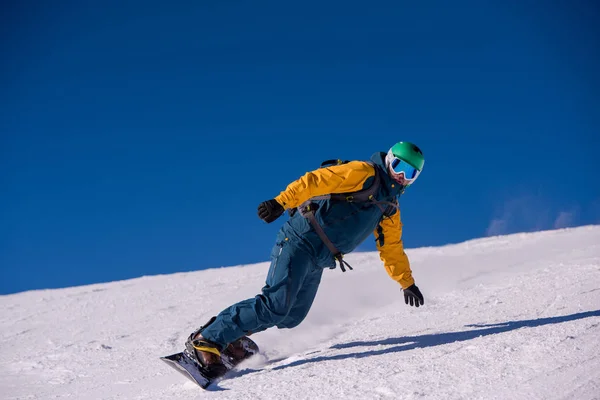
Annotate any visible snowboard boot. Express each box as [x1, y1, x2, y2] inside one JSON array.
[[223, 336, 255, 364], [185, 317, 228, 379], [220, 332, 260, 369]]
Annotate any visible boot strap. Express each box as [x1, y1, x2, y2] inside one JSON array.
[[192, 339, 221, 356]]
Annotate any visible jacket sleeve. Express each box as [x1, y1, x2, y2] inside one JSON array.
[[374, 207, 414, 289], [274, 161, 375, 209]]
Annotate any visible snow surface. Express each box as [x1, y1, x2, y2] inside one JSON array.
[[2, 226, 600, 400]]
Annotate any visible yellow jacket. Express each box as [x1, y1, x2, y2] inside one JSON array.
[[274, 161, 414, 288]]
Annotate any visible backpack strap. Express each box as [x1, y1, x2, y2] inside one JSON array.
[[298, 203, 353, 272]]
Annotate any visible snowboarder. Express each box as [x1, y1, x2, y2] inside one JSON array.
[[186, 141, 426, 378]]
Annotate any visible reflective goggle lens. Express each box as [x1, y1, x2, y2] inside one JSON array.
[[391, 158, 419, 179]]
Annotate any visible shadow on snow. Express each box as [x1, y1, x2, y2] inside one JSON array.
[[270, 309, 600, 372]]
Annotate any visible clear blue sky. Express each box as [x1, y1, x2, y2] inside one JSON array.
[[1, 1, 599, 295]]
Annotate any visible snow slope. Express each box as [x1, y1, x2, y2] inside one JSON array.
[[1, 226, 600, 400]]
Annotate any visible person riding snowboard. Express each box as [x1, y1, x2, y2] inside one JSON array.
[[186, 141, 426, 377]]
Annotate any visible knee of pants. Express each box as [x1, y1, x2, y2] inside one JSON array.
[[275, 304, 312, 329], [258, 292, 294, 324]]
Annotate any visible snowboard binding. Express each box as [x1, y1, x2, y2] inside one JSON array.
[[161, 317, 259, 389]]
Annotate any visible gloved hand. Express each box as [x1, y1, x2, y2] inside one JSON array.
[[403, 284, 424, 307], [257, 199, 284, 223]]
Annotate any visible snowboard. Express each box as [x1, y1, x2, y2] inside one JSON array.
[[161, 336, 259, 389]]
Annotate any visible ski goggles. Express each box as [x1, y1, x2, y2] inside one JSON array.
[[390, 157, 420, 182]]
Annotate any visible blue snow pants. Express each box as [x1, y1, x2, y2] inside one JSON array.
[[200, 229, 323, 348]]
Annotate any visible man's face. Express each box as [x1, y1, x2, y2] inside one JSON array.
[[388, 165, 408, 185]]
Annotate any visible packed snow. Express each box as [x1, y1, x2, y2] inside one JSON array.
[[1, 225, 600, 399]]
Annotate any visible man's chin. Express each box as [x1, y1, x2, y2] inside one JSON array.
[[387, 167, 406, 185], [392, 176, 406, 185]]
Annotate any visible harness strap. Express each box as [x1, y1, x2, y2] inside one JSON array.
[[335, 255, 354, 273], [299, 204, 353, 272]]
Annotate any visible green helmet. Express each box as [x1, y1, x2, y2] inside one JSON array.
[[385, 141, 425, 184]]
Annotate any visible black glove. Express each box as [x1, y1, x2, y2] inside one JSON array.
[[403, 284, 424, 307], [257, 199, 284, 223]]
